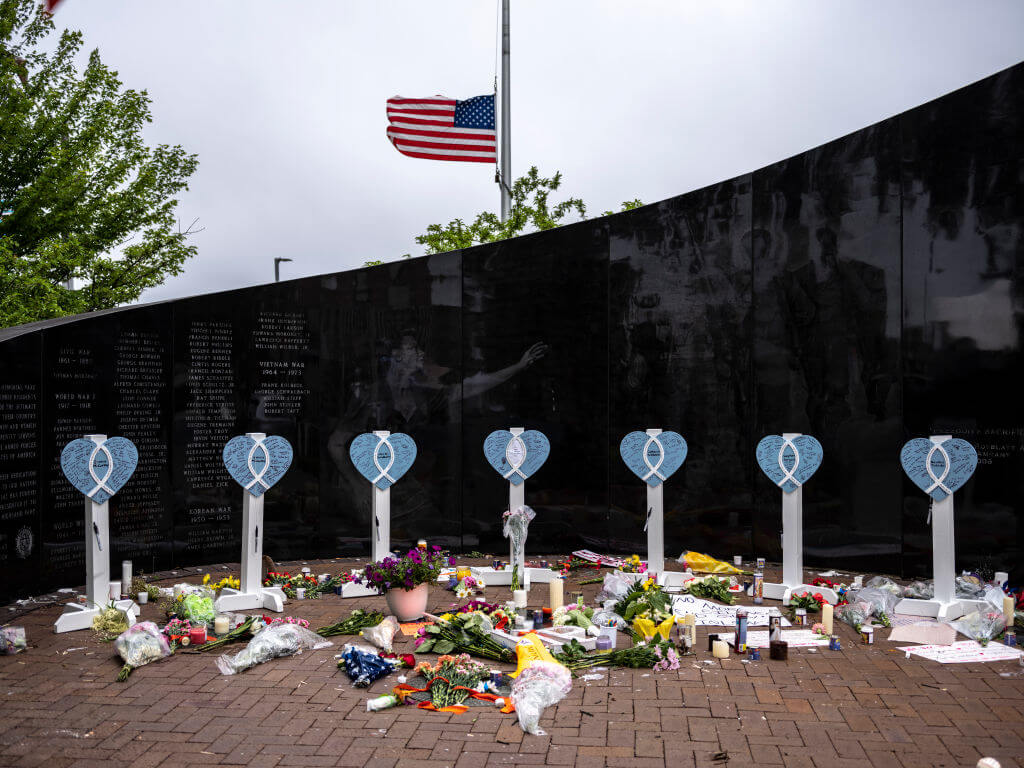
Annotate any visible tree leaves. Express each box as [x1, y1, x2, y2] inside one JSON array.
[[0, 0, 198, 327]]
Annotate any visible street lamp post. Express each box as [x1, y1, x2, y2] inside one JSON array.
[[274, 257, 292, 282]]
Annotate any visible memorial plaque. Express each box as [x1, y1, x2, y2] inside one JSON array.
[[463, 225, 609, 554], [608, 182, 752, 558], [243, 283, 321, 560], [172, 300, 246, 565], [0, 334, 41, 604], [752, 118, 903, 573], [109, 309, 173, 571], [320, 253, 463, 554]]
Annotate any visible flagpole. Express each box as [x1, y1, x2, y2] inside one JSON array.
[[499, 0, 511, 222]]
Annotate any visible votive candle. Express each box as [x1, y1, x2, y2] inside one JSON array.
[[513, 589, 527, 608], [1004, 595, 1015, 629], [214, 615, 230, 635], [549, 576, 564, 610], [712, 640, 729, 659], [822, 603, 834, 635]]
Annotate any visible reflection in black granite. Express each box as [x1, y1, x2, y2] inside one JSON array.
[[2, 61, 1024, 603]]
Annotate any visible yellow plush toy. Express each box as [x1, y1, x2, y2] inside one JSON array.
[[507, 633, 560, 678]]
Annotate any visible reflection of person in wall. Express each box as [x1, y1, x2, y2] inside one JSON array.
[[326, 334, 548, 543], [386, 332, 548, 426]]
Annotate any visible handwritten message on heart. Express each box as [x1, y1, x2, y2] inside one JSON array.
[[223, 435, 293, 497], [900, 437, 977, 501], [60, 437, 138, 505], [349, 433, 417, 490], [483, 430, 550, 486], [756, 435, 823, 494], [619, 431, 687, 487]]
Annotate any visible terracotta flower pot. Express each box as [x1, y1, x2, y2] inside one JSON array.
[[384, 582, 428, 622]]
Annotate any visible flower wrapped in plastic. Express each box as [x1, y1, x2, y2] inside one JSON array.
[[849, 587, 897, 625], [362, 616, 400, 653], [216, 622, 332, 675], [0, 626, 27, 655], [553, 604, 599, 636], [340, 643, 398, 687], [949, 610, 1006, 646], [510, 660, 572, 735], [115, 622, 172, 681], [180, 594, 216, 627], [502, 505, 536, 568], [835, 600, 873, 631]]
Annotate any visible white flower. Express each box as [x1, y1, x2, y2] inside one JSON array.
[[475, 578, 487, 590], [586, 625, 600, 637], [454, 583, 471, 599]]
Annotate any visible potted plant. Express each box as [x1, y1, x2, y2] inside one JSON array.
[[361, 547, 454, 622]]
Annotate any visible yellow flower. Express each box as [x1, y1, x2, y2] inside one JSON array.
[[202, 574, 210, 585], [440, 613, 455, 622]]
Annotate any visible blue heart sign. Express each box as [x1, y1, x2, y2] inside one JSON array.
[[223, 435, 293, 497], [60, 436, 138, 505], [619, 431, 687, 488], [349, 432, 417, 490], [900, 437, 977, 501], [756, 434, 823, 494], [483, 430, 550, 486]]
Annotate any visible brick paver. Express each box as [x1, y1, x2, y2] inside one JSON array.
[[1, 558, 1021, 768]]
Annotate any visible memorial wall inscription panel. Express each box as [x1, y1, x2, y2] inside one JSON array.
[[1, 62, 1022, 603]]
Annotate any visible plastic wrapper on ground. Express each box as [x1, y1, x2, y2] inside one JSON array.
[[0, 626, 27, 655], [836, 601, 873, 629], [362, 616, 399, 653], [948, 610, 1007, 645], [216, 623, 332, 675], [115, 622, 171, 671], [511, 661, 573, 735], [850, 587, 898, 618], [596, 572, 634, 604], [904, 580, 934, 599], [341, 643, 397, 688], [864, 576, 902, 595], [955, 576, 986, 599]]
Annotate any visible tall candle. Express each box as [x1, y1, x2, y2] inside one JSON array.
[[549, 577, 564, 610], [822, 603, 834, 635], [712, 640, 729, 659], [109, 581, 121, 601], [1004, 595, 1016, 629], [214, 615, 230, 635], [513, 589, 527, 608], [685, 614, 696, 647], [121, 560, 132, 595]]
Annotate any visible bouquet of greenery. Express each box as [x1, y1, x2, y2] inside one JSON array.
[[413, 654, 491, 710], [687, 575, 735, 605], [552, 603, 598, 635], [788, 591, 824, 614], [361, 547, 453, 594], [316, 609, 384, 637], [180, 594, 216, 627], [554, 638, 678, 671], [613, 579, 672, 622], [414, 612, 515, 662]]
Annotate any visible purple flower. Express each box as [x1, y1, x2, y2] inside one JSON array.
[[448, 557, 456, 566]]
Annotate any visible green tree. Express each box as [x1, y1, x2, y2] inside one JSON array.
[[0, 0, 199, 327], [365, 167, 641, 264]]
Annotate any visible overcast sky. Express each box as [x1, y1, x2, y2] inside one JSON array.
[[52, 1, 1024, 303]]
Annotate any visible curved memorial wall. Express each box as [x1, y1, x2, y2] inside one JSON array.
[[1, 63, 1022, 603]]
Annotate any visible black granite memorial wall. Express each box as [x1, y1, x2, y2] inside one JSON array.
[[1, 62, 1022, 603]]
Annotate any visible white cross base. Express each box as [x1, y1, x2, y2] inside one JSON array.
[[55, 434, 139, 633], [758, 433, 838, 606], [215, 432, 286, 614], [893, 435, 985, 621]]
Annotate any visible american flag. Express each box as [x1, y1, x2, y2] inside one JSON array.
[[386, 94, 496, 163]]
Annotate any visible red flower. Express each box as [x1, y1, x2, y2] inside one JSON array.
[[400, 653, 415, 668], [812, 593, 826, 605]]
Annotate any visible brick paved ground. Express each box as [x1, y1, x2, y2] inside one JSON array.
[[1, 557, 1022, 768]]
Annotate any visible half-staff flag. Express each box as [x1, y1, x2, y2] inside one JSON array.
[[386, 94, 497, 163]]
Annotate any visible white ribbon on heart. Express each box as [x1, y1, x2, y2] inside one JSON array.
[[245, 437, 272, 491], [371, 434, 397, 486], [775, 437, 802, 489], [641, 434, 667, 483], [924, 442, 952, 497], [86, 442, 115, 499], [502, 435, 528, 481]]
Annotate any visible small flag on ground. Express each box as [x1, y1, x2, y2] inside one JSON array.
[[386, 94, 496, 163]]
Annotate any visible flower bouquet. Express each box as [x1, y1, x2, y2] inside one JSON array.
[[686, 575, 735, 605], [163, 618, 193, 646], [360, 547, 453, 594], [552, 603, 598, 635], [414, 612, 515, 662], [613, 579, 673, 622], [316, 609, 384, 637], [454, 575, 487, 600], [621, 554, 647, 574], [114, 622, 172, 681], [789, 591, 825, 613], [409, 654, 491, 711]]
